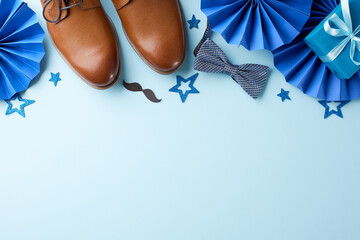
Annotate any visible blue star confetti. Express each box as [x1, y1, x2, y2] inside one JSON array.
[[49, 72, 61, 86], [187, 15, 200, 29], [5, 94, 35, 118], [277, 88, 291, 102], [169, 73, 200, 103], [318, 100, 350, 119]]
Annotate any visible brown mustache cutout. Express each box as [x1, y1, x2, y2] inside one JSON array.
[[123, 80, 162, 103]]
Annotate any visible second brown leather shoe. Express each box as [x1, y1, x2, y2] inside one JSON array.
[[42, 0, 121, 89], [112, 0, 186, 74]]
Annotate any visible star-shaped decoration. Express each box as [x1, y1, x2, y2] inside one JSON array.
[[277, 88, 291, 102], [187, 15, 200, 29], [169, 73, 200, 103], [5, 94, 35, 118], [318, 100, 350, 119], [49, 72, 61, 86]]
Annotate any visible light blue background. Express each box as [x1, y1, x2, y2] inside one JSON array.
[[1, 0, 360, 239]]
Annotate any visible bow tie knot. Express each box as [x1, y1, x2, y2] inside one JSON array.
[[223, 62, 240, 77], [194, 39, 270, 99]]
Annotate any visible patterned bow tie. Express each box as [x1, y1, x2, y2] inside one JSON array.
[[194, 38, 270, 99]]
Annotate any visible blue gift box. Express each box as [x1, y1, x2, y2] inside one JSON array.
[[304, 0, 360, 80]]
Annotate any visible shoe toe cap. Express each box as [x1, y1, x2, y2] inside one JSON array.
[[74, 42, 121, 88], [123, 19, 186, 74], [145, 41, 185, 74]]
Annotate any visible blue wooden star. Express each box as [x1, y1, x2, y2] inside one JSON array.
[[318, 100, 350, 119], [5, 94, 35, 118], [49, 72, 61, 86], [277, 88, 291, 102], [169, 73, 200, 103], [187, 15, 200, 29]]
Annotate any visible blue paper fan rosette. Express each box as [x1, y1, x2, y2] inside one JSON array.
[[0, 0, 45, 100], [273, 0, 360, 101], [201, 0, 313, 51]]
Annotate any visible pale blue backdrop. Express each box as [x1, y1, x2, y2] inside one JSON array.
[[0, 0, 359, 239]]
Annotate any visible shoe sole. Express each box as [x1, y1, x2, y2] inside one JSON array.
[[49, 14, 122, 90], [121, 0, 186, 75]]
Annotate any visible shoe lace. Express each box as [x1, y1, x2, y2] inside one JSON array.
[[42, 0, 83, 23]]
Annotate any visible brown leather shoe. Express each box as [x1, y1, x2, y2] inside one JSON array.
[[112, 0, 186, 74], [42, 0, 121, 89]]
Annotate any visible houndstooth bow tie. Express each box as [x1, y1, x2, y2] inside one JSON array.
[[194, 39, 270, 99]]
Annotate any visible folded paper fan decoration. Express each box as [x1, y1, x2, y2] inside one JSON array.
[[273, 0, 360, 101], [201, 0, 313, 51], [0, 0, 45, 100]]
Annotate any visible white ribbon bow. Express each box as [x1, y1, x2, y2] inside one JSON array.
[[320, 0, 360, 65]]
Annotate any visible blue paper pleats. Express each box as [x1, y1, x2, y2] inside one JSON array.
[[0, 0, 45, 100], [201, 0, 313, 51], [273, 0, 360, 101]]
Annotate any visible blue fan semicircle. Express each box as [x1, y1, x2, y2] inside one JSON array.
[[0, 0, 45, 100], [201, 0, 313, 51]]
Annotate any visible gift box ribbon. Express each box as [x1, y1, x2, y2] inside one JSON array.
[[320, 0, 360, 65]]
